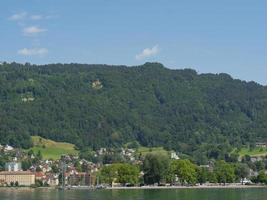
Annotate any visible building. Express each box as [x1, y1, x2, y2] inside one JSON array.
[[92, 80, 103, 89], [45, 173, 59, 186], [4, 145, 14, 152], [255, 142, 267, 148], [0, 171, 35, 186], [250, 156, 264, 163], [35, 172, 46, 182], [67, 172, 95, 186], [170, 152, 180, 160], [5, 162, 21, 172]]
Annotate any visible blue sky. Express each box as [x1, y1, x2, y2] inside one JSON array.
[[1, 0, 267, 85]]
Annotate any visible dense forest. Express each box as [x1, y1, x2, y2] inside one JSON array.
[[0, 62, 266, 157]]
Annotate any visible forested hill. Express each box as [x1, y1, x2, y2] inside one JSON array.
[[0, 62, 267, 155]]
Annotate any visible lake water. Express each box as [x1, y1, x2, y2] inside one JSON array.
[[0, 188, 267, 200]]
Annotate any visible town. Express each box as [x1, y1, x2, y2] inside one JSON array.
[[0, 141, 267, 188]]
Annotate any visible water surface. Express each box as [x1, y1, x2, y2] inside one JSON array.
[[0, 188, 266, 200]]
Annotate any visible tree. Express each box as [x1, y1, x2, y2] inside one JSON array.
[[74, 161, 82, 172], [117, 164, 139, 185], [0, 154, 9, 171], [257, 171, 267, 184], [127, 141, 140, 149], [242, 155, 251, 162], [255, 161, 265, 171], [196, 167, 208, 185], [207, 171, 217, 183], [15, 181, 19, 187], [21, 159, 32, 171], [170, 159, 197, 185], [51, 164, 59, 173], [99, 163, 140, 186], [234, 163, 250, 184], [225, 153, 239, 163], [102, 153, 125, 164], [35, 179, 43, 187], [28, 149, 34, 157], [143, 153, 170, 185], [36, 166, 42, 172], [36, 150, 43, 161], [99, 165, 117, 186], [214, 160, 235, 185]]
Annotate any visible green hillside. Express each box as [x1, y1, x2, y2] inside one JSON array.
[[0, 62, 267, 162], [234, 147, 267, 157], [29, 136, 78, 160]]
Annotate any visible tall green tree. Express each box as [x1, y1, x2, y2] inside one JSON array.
[[143, 153, 170, 185], [196, 167, 208, 185], [214, 160, 235, 185], [234, 163, 250, 184], [99, 165, 117, 186], [117, 163, 139, 185], [100, 163, 140, 186], [170, 159, 197, 185], [257, 171, 267, 184]]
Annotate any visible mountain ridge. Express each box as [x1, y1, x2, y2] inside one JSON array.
[[0, 62, 266, 160]]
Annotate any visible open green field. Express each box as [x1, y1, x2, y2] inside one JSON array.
[[234, 147, 267, 157], [28, 136, 79, 160], [136, 146, 169, 157]]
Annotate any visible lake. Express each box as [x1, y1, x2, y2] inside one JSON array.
[[0, 188, 267, 200]]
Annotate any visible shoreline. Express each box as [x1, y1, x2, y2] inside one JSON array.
[[0, 185, 266, 191], [106, 185, 267, 190]]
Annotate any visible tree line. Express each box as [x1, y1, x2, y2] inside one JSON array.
[[99, 153, 267, 186], [0, 62, 266, 159]]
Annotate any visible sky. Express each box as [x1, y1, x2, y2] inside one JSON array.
[[1, 0, 267, 85]]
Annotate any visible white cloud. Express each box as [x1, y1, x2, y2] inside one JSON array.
[[135, 45, 160, 60], [23, 26, 47, 36], [8, 12, 27, 21], [30, 15, 43, 20], [18, 48, 48, 56], [9, 12, 54, 21]]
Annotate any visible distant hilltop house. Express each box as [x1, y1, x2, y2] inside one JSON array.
[[21, 97, 35, 102], [91, 79, 103, 89], [255, 142, 267, 148]]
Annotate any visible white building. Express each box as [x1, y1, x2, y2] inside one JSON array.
[[5, 162, 21, 172], [170, 152, 180, 160], [4, 145, 14, 152]]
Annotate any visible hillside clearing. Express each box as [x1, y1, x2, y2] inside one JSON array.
[[136, 147, 169, 157], [234, 147, 267, 157], [28, 136, 79, 160]]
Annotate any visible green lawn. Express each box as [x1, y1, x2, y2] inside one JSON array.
[[136, 146, 169, 157], [234, 147, 267, 157], [28, 136, 79, 160]]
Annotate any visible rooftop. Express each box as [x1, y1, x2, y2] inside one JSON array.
[[0, 171, 34, 175]]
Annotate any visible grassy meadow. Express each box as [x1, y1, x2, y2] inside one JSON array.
[[28, 136, 79, 160], [237, 147, 267, 157]]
